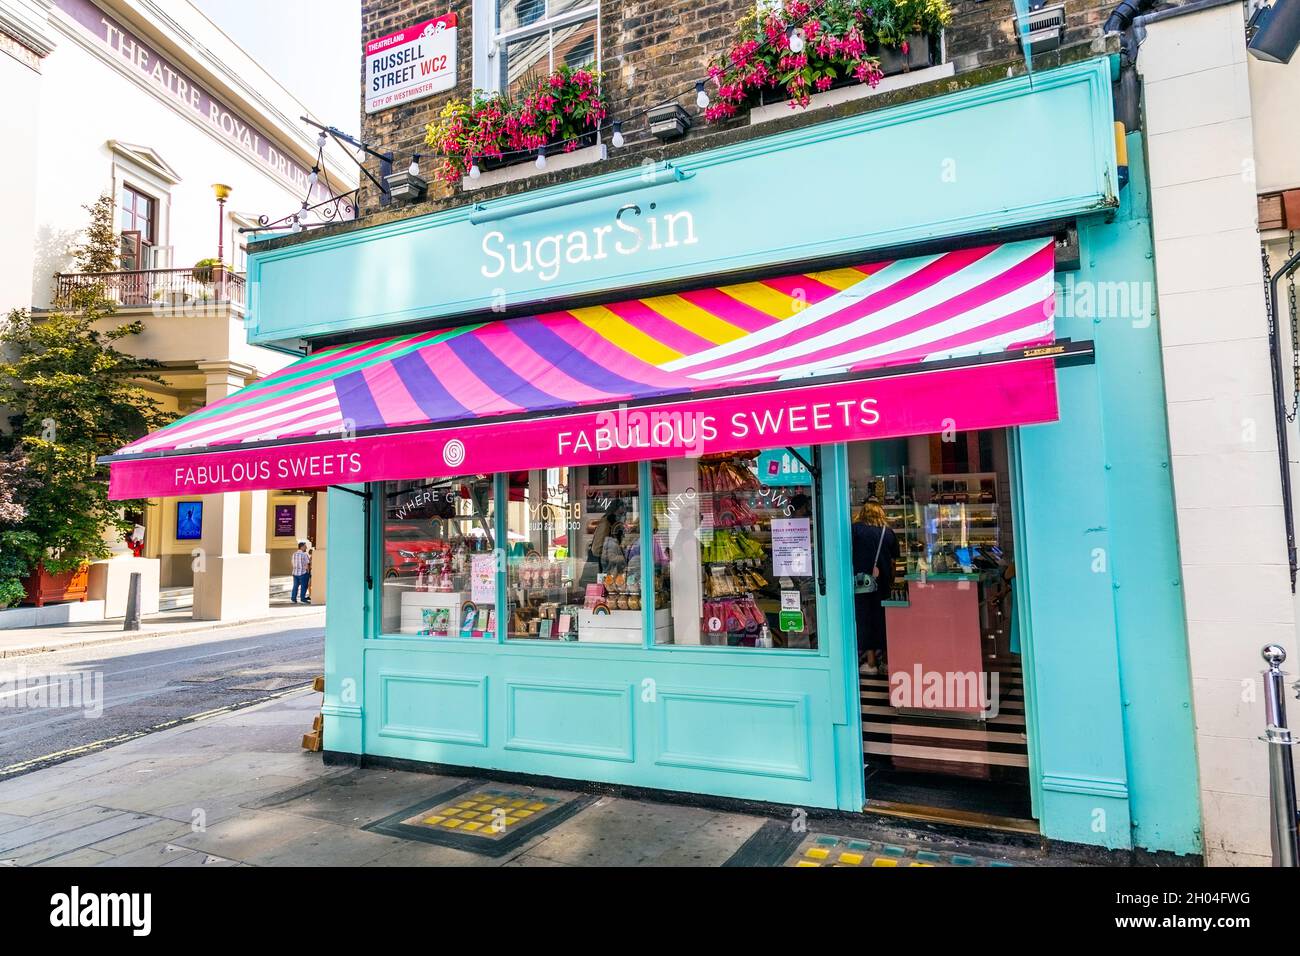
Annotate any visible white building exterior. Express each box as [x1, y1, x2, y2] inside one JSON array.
[[1138, 0, 1300, 865], [0, 0, 356, 619]]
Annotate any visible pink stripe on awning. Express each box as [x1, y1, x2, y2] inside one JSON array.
[[601, 299, 718, 356], [728, 247, 1053, 380], [472, 324, 626, 404], [685, 245, 1000, 378], [419, 342, 525, 416], [361, 360, 429, 428]]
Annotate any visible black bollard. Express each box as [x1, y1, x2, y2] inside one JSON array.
[[123, 571, 142, 631]]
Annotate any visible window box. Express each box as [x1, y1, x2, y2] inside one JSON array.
[[21, 562, 90, 608]]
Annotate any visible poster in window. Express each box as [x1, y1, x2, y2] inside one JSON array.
[[176, 501, 203, 541], [274, 504, 296, 537], [771, 518, 813, 576]]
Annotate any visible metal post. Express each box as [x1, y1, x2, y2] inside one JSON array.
[[1261, 644, 1298, 866], [123, 572, 142, 632]]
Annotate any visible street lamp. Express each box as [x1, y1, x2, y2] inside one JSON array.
[[212, 183, 232, 263]]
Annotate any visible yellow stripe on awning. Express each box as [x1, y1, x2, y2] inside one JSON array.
[[569, 305, 683, 365], [807, 267, 874, 291], [717, 281, 800, 320], [639, 294, 750, 346]]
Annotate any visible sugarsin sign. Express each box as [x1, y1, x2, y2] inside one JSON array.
[[366, 14, 458, 114]]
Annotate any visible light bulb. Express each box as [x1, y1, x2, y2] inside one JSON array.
[[535, 147, 547, 170], [789, 27, 806, 53], [291, 216, 303, 234], [611, 121, 624, 149], [316, 131, 327, 149], [695, 81, 710, 109], [468, 159, 481, 180], [299, 203, 313, 223], [307, 168, 319, 190], [408, 157, 420, 177]]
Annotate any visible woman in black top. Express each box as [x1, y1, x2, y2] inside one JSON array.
[[851, 498, 899, 675]]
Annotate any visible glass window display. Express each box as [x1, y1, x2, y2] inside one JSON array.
[[380, 476, 497, 638], [653, 451, 819, 650], [506, 464, 643, 643]]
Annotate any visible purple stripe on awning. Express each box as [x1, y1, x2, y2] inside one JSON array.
[[445, 332, 567, 411], [333, 370, 386, 432], [391, 351, 472, 422], [509, 318, 666, 398]]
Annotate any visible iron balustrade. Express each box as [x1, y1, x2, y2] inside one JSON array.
[[53, 267, 246, 310]]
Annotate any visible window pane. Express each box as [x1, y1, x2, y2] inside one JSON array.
[[550, 0, 595, 16], [379, 476, 497, 638], [497, 0, 546, 32], [501, 31, 550, 99], [139, 196, 154, 244], [653, 451, 818, 650], [506, 464, 640, 643], [554, 16, 596, 70]]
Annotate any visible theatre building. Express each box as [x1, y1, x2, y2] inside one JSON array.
[[105, 0, 1208, 858]]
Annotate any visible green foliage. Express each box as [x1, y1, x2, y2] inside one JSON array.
[[0, 197, 177, 590], [68, 194, 119, 275]]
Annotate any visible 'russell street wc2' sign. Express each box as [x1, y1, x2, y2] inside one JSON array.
[[365, 13, 458, 114]]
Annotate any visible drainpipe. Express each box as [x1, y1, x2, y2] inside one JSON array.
[[1269, 251, 1300, 591], [1104, 0, 1158, 35]]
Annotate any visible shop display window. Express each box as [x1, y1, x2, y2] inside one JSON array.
[[379, 476, 498, 638], [651, 451, 819, 650], [505, 464, 643, 643]]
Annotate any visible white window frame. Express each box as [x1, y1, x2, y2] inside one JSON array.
[[472, 0, 600, 96]]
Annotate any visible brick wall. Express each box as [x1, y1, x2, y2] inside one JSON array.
[[355, 0, 1153, 216]]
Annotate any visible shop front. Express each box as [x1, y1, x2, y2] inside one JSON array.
[[104, 55, 1203, 856]]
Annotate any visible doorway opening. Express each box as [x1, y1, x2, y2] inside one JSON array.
[[847, 428, 1034, 830]]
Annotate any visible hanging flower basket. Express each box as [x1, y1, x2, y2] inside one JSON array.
[[426, 66, 609, 184], [705, 0, 952, 120]]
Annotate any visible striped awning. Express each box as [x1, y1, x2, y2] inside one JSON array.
[[106, 237, 1061, 498]]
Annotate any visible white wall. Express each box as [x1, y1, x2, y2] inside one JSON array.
[[0, 37, 42, 315], [31, 15, 310, 305], [1140, 0, 1300, 867]]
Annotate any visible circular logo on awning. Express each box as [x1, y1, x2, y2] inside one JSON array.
[[443, 438, 466, 468]]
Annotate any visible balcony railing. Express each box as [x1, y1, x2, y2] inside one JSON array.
[[53, 267, 246, 310]]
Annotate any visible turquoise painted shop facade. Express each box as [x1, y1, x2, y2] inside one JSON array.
[[249, 55, 1202, 855]]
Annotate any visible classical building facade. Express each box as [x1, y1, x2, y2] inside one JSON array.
[[1, 0, 356, 619]]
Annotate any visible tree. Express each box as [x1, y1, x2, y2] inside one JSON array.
[[68, 193, 119, 275], [0, 451, 32, 607], [0, 196, 174, 590]]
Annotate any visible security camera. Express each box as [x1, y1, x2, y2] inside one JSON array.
[[1249, 0, 1300, 64]]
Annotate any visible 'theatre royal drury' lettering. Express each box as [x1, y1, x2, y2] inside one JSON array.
[[52, 0, 319, 198], [174, 453, 362, 488]]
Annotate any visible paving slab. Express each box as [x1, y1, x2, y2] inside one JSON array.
[[248, 769, 470, 828], [169, 807, 353, 864], [0, 805, 129, 855], [519, 797, 738, 867], [242, 821, 410, 867], [6, 810, 159, 865], [33, 846, 114, 867]]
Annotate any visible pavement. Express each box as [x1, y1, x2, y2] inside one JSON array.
[[0, 603, 325, 658], [0, 685, 1068, 868]]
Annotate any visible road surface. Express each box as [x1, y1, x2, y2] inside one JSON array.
[[0, 614, 324, 777]]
